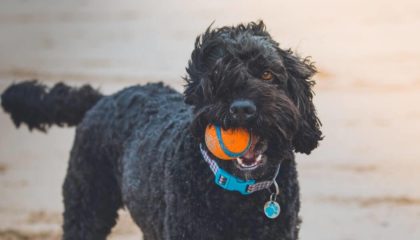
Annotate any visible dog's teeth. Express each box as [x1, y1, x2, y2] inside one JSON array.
[[236, 156, 262, 170], [236, 157, 248, 167]]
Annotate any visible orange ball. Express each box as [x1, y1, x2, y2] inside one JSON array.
[[205, 124, 251, 160]]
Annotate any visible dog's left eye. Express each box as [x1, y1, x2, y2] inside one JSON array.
[[261, 71, 273, 81]]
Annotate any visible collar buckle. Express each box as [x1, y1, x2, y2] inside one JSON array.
[[199, 144, 279, 195], [215, 167, 255, 195]]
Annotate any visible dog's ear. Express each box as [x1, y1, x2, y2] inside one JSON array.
[[281, 49, 323, 154], [184, 35, 203, 105], [184, 24, 225, 106], [184, 25, 215, 106]]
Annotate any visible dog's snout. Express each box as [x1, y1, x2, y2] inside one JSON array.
[[229, 100, 257, 121]]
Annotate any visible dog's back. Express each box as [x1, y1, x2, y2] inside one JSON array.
[[1, 81, 195, 239]]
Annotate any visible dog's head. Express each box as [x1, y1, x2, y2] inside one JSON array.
[[184, 21, 322, 180]]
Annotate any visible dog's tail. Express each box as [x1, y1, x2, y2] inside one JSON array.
[[1, 80, 103, 131]]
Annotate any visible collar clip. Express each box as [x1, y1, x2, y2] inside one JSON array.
[[200, 144, 279, 195], [215, 167, 255, 195]]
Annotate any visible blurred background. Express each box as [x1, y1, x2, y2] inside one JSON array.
[[0, 0, 419, 239]]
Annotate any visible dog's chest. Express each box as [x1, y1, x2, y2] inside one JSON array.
[[122, 142, 287, 239]]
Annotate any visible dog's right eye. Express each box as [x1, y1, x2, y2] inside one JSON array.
[[261, 71, 273, 81]]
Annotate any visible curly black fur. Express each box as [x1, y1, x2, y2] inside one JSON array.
[[185, 21, 322, 155], [1, 80, 102, 131], [1, 21, 322, 240]]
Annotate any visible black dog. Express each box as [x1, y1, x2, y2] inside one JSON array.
[[1, 21, 322, 240]]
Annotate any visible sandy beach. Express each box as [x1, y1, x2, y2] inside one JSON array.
[[1, 0, 420, 239]]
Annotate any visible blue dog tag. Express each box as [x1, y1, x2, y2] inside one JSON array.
[[264, 200, 280, 219]]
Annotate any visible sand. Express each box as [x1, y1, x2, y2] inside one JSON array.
[[0, 0, 420, 239]]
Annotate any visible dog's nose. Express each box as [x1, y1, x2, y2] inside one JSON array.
[[229, 100, 257, 121]]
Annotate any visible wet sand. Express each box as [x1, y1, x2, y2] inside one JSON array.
[[1, 0, 420, 239]]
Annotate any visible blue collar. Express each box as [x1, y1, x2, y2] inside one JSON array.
[[199, 144, 280, 195]]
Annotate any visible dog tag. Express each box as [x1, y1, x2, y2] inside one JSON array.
[[264, 200, 281, 219], [264, 187, 280, 219]]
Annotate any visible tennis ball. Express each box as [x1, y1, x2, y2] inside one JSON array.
[[205, 124, 251, 160]]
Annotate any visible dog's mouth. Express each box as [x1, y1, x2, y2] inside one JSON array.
[[234, 135, 268, 171]]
